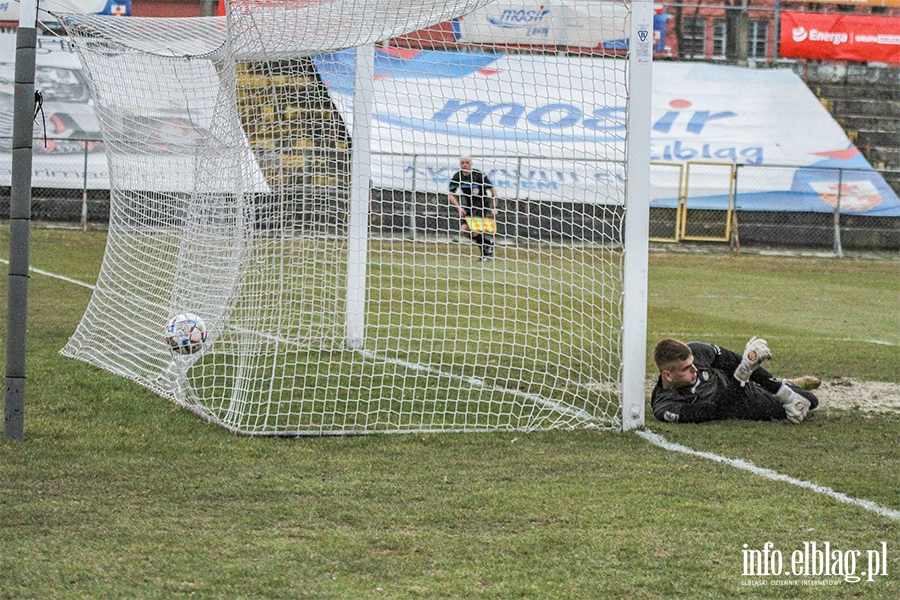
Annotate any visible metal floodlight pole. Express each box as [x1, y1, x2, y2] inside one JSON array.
[[5, 0, 39, 442]]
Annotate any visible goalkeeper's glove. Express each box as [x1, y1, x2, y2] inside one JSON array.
[[733, 336, 772, 386], [775, 384, 811, 425]]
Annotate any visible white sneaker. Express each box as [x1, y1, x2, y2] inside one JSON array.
[[783, 395, 811, 424]]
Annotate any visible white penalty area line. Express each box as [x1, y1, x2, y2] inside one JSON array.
[[637, 429, 900, 522], [0, 258, 96, 290], [12, 261, 895, 349]]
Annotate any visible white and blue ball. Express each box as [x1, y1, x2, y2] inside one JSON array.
[[165, 313, 207, 354]]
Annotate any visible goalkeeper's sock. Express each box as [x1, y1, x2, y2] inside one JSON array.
[[483, 236, 494, 256], [784, 375, 821, 391]]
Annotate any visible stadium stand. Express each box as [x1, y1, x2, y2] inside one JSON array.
[[796, 62, 900, 196]]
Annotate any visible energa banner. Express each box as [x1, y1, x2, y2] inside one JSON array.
[[314, 49, 900, 216], [780, 12, 900, 64]]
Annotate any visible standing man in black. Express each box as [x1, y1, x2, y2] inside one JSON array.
[[449, 155, 498, 261], [651, 337, 821, 424]]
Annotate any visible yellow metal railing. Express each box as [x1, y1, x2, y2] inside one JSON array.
[[649, 162, 685, 243], [679, 161, 735, 243]]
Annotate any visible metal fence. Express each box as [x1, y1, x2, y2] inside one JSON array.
[[0, 138, 109, 229], [649, 161, 900, 255], [2, 138, 898, 252]]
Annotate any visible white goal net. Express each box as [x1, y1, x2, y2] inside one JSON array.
[[59, 0, 652, 435]]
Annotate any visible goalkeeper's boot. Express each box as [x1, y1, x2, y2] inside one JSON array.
[[784, 375, 821, 391]]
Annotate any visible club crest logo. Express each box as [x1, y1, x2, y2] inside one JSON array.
[[809, 180, 883, 212]]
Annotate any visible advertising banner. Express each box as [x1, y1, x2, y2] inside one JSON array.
[[456, 0, 628, 46], [455, 0, 667, 52], [780, 12, 900, 64], [0, 35, 107, 189], [1, 33, 267, 193], [314, 49, 900, 216], [0, 0, 131, 21], [813, 0, 900, 7]]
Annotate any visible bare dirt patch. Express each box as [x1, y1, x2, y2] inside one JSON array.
[[815, 378, 900, 415], [641, 377, 900, 416]]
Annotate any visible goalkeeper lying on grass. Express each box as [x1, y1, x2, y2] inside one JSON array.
[[651, 337, 820, 424]]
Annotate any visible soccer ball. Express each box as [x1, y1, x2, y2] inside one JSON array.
[[165, 313, 207, 354]]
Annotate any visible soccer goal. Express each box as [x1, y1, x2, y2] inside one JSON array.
[[58, 0, 652, 435]]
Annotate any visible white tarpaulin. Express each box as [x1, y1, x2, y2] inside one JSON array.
[[314, 49, 900, 216]]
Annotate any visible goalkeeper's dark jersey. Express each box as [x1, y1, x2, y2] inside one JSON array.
[[650, 342, 786, 423], [449, 169, 494, 215]]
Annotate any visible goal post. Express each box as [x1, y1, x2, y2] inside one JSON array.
[[344, 43, 375, 350], [622, 0, 654, 430], [58, 0, 653, 435]]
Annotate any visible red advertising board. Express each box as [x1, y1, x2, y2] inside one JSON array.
[[816, 0, 900, 6], [780, 12, 900, 63]]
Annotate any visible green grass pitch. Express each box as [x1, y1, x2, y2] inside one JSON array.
[[2, 226, 898, 598]]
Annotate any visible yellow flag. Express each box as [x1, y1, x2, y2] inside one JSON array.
[[465, 217, 496, 233]]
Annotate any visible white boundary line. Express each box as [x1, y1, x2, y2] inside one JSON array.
[[0, 259, 96, 290], [11, 258, 900, 519], [356, 349, 598, 423], [637, 429, 900, 522]]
